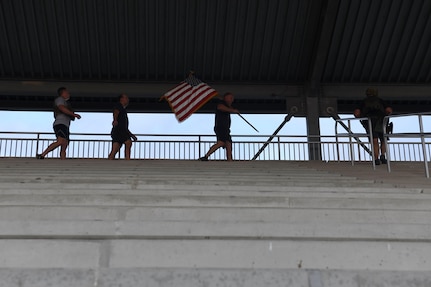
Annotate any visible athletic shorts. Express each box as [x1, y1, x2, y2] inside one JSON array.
[[214, 127, 232, 143], [111, 127, 131, 145], [362, 120, 384, 141], [53, 124, 70, 141]]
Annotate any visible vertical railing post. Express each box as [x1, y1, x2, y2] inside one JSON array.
[[368, 119, 376, 170], [36, 133, 41, 156], [277, 136, 281, 160], [198, 135, 202, 158], [335, 121, 340, 162], [348, 119, 354, 165], [384, 115, 392, 173], [419, 114, 430, 178]]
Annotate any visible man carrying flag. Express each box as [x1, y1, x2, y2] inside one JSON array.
[[199, 92, 239, 162], [161, 73, 218, 122]]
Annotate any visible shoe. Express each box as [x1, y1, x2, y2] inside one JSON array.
[[36, 154, 45, 159], [374, 159, 381, 165], [198, 156, 208, 161], [380, 155, 387, 164]]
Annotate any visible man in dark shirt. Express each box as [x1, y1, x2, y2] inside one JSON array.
[[108, 94, 137, 160], [354, 88, 392, 165], [199, 92, 239, 161]]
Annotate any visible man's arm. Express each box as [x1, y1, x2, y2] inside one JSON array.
[[58, 105, 81, 119], [381, 99, 393, 115], [128, 129, 137, 141], [112, 109, 120, 126], [217, 103, 239, 114]]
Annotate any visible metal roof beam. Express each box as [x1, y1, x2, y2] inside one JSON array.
[[309, 0, 341, 86]]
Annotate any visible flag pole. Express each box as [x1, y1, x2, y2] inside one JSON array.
[[237, 113, 259, 133]]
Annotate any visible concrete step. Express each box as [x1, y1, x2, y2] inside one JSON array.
[[1, 194, 431, 210], [1, 204, 430, 240], [1, 268, 431, 287], [1, 239, 431, 271], [0, 206, 431, 224], [0, 184, 424, 194], [2, 206, 430, 224], [0, 176, 381, 187], [1, 220, 430, 241], [1, 158, 430, 286]]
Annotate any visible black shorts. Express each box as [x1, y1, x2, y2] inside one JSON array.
[[362, 120, 384, 141], [53, 124, 70, 141], [372, 132, 384, 142], [214, 127, 232, 143], [111, 127, 131, 144]]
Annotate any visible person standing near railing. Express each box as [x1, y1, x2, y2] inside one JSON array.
[[199, 92, 239, 161], [354, 88, 392, 165], [36, 87, 81, 160], [108, 94, 137, 160]]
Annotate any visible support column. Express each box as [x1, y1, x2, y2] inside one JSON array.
[[305, 87, 321, 161]]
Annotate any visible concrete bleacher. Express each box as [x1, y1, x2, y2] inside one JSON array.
[[0, 158, 430, 287]]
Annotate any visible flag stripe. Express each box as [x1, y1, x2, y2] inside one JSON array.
[[174, 83, 211, 110], [162, 75, 218, 122], [177, 90, 218, 121], [175, 85, 215, 115], [164, 83, 190, 101]]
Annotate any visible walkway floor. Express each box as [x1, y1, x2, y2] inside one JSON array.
[[301, 161, 430, 191]]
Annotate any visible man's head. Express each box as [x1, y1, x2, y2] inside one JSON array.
[[119, 93, 129, 107], [223, 92, 234, 106], [57, 87, 70, 100], [365, 88, 378, 97]]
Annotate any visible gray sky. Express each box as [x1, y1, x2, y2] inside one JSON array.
[[1, 110, 427, 138], [1, 111, 307, 136]]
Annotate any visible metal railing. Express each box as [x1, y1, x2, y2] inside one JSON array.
[[335, 112, 431, 178], [335, 116, 376, 168], [384, 112, 431, 178], [1, 131, 430, 163]]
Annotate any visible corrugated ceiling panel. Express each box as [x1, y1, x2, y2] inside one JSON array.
[[322, 0, 431, 83], [0, 0, 430, 84], [0, 0, 323, 83]]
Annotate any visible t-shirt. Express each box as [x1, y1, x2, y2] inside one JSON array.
[[113, 103, 129, 130], [214, 99, 231, 130], [359, 96, 387, 118], [359, 96, 388, 133], [53, 96, 73, 127]]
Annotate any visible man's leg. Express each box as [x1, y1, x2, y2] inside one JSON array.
[[58, 137, 69, 160], [124, 140, 132, 160], [205, 141, 225, 158], [108, 142, 121, 160], [380, 140, 386, 156], [373, 138, 379, 159], [40, 136, 63, 157], [379, 136, 387, 164], [225, 141, 233, 161]]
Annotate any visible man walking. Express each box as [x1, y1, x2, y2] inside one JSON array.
[[354, 88, 392, 165], [37, 87, 81, 160], [199, 92, 238, 161], [108, 94, 137, 160]]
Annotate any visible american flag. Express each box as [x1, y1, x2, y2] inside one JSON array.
[[162, 74, 218, 122]]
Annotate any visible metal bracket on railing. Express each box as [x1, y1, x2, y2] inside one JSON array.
[[328, 107, 372, 156], [251, 106, 298, 160]]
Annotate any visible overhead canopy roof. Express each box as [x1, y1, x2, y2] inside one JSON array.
[[1, 0, 430, 114]]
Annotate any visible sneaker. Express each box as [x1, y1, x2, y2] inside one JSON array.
[[198, 156, 208, 161], [374, 159, 381, 165], [380, 155, 387, 164], [36, 154, 45, 159]]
